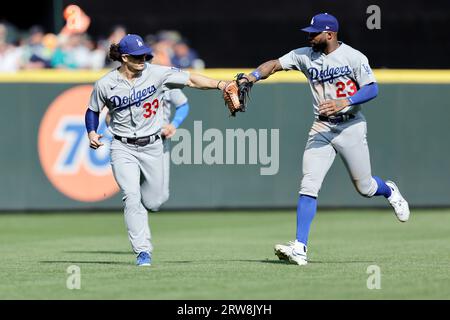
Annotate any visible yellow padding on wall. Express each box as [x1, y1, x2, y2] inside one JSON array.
[[0, 68, 449, 83]]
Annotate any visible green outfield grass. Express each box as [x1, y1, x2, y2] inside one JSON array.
[[0, 209, 449, 300]]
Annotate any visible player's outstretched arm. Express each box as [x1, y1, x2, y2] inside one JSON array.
[[186, 73, 226, 90], [244, 59, 284, 83]]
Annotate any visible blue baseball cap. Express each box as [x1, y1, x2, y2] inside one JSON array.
[[118, 34, 153, 57], [301, 13, 339, 33]]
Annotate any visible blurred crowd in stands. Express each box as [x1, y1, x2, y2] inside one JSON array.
[[0, 22, 204, 72]]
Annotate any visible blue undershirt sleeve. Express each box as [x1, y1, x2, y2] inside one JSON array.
[[348, 82, 378, 105], [85, 108, 100, 133], [171, 102, 190, 129]]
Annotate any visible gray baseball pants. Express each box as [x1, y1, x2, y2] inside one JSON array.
[[300, 112, 378, 197], [110, 137, 164, 254], [161, 138, 171, 205]]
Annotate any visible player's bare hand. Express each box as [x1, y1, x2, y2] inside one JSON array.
[[161, 124, 176, 139], [318, 99, 350, 116], [88, 131, 104, 149]]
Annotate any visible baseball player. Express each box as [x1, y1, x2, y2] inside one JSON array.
[[85, 34, 228, 266], [238, 13, 410, 265], [160, 89, 190, 205]]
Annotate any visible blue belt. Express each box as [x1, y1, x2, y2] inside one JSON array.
[[318, 114, 355, 124]]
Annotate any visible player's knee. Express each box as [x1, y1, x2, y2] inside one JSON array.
[[160, 190, 169, 207], [141, 196, 164, 212], [299, 177, 321, 197], [354, 178, 377, 198], [122, 192, 141, 208]]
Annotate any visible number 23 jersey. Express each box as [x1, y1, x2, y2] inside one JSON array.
[[279, 42, 376, 116]]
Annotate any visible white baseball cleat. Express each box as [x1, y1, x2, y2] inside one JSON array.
[[386, 180, 410, 222], [274, 240, 308, 265]]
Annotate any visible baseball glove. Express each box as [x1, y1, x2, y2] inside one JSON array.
[[223, 73, 253, 117]]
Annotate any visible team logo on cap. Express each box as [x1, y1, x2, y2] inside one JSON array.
[[311, 17, 314, 25], [38, 85, 119, 202], [136, 39, 143, 47]]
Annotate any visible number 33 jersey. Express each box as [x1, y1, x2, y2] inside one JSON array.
[[88, 63, 190, 138], [279, 42, 376, 116]]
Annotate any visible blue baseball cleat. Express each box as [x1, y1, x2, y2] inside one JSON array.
[[136, 252, 152, 266]]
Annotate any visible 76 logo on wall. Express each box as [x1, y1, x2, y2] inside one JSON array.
[[38, 85, 119, 202], [53, 114, 111, 174]]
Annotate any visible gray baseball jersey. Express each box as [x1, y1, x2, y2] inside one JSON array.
[[88, 63, 190, 138], [162, 89, 188, 125], [279, 42, 376, 116]]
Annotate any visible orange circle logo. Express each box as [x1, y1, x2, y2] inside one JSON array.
[[38, 85, 119, 202]]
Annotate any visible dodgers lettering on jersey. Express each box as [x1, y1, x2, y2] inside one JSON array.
[[279, 42, 376, 116], [88, 63, 189, 138], [308, 65, 352, 83], [162, 89, 188, 125], [109, 85, 157, 109]]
